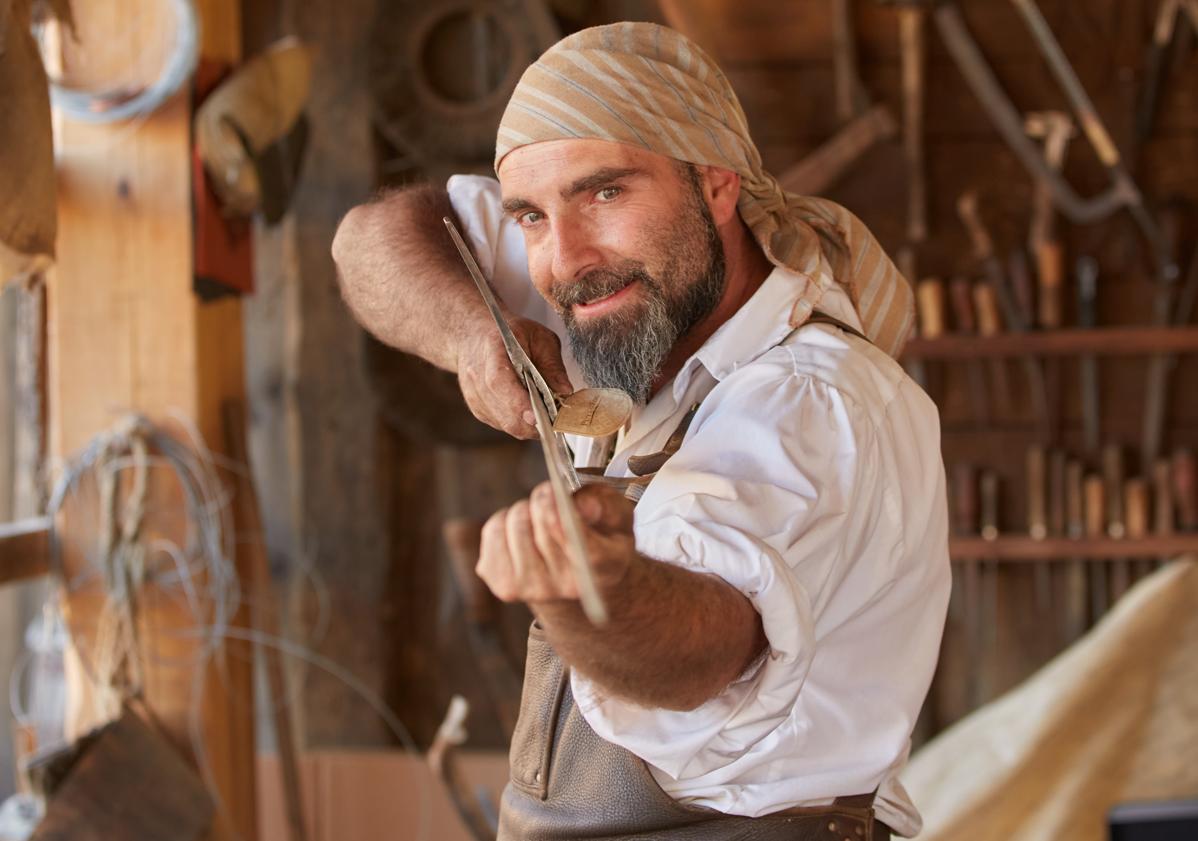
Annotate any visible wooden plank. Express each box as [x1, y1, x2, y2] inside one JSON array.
[[45, 1, 256, 839], [951, 535, 1198, 561], [243, 0, 399, 747], [0, 517, 50, 585], [903, 327, 1198, 359]]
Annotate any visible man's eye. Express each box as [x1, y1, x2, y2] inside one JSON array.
[[518, 211, 544, 227], [596, 186, 621, 202]]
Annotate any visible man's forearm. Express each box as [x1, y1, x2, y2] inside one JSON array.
[[533, 553, 767, 712], [332, 184, 494, 371]]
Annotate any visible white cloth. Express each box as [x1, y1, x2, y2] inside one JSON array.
[[448, 174, 951, 837]]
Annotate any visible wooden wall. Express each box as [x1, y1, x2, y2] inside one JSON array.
[[245, 0, 1198, 751]]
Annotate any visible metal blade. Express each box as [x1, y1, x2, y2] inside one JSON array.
[[444, 217, 558, 420], [525, 376, 608, 625]]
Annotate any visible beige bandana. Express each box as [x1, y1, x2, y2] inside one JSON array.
[[495, 22, 914, 357]]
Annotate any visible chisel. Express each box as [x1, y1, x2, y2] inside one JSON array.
[[1084, 472, 1108, 620], [949, 275, 990, 423], [1076, 257, 1101, 457], [1104, 444, 1130, 603], [1173, 448, 1197, 531], [1063, 459, 1087, 640]]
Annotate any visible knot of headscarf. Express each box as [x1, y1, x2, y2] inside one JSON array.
[[495, 22, 913, 357]]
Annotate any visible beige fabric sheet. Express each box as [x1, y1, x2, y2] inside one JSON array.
[[903, 558, 1198, 840]]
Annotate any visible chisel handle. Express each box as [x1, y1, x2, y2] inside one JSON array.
[[916, 277, 946, 339], [980, 470, 1000, 540], [1124, 478, 1148, 539], [1173, 448, 1197, 530], [1153, 458, 1175, 536], [1027, 446, 1047, 539], [1084, 474, 1105, 538]]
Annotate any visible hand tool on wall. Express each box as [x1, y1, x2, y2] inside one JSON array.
[[932, 0, 1176, 281], [899, 2, 928, 245], [1173, 448, 1197, 531], [1023, 111, 1074, 330], [777, 105, 898, 196], [1153, 458, 1176, 538], [780, 1, 897, 196], [1141, 214, 1198, 467], [1063, 459, 1087, 641], [971, 279, 1012, 421], [445, 218, 613, 625], [980, 470, 1000, 541], [1136, 0, 1198, 149], [1048, 448, 1066, 538], [1026, 445, 1050, 614], [1084, 472, 1108, 620], [916, 277, 946, 339], [897, 248, 929, 390], [1006, 250, 1036, 331], [958, 191, 1050, 438], [1076, 256, 1101, 457], [978, 469, 1000, 702], [1103, 444, 1130, 602], [1026, 446, 1048, 540], [1125, 477, 1150, 581], [952, 462, 979, 536], [832, 0, 870, 123], [949, 275, 990, 422]]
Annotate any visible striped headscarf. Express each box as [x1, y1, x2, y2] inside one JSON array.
[[495, 22, 914, 357]]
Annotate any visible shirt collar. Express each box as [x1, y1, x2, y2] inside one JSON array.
[[669, 266, 814, 403]]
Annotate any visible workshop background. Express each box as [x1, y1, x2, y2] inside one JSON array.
[[1, 0, 1196, 840]]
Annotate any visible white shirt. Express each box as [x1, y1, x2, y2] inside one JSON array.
[[448, 174, 951, 837]]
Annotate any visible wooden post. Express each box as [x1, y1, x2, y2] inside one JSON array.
[[46, 1, 256, 838]]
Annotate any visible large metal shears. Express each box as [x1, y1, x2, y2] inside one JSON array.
[[443, 217, 622, 625]]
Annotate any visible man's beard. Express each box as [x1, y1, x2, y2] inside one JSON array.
[[553, 176, 726, 405]]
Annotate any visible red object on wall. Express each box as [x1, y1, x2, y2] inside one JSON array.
[[192, 59, 254, 299]]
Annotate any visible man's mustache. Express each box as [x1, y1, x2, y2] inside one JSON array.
[[552, 265, 656, 310]]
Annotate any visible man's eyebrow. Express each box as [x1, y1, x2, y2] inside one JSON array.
[[561, 166, 644, 200], [501, 196, 538, 215]]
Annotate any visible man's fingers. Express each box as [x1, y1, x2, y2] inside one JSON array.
[[529, 482, 576, 592], [478, 509, 519, 601], [574, 484, 636, 535], [461, 354, 537, 439], [530, 328, 574, 397]]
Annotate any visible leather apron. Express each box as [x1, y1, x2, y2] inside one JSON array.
[[497, 314, 891, 841]]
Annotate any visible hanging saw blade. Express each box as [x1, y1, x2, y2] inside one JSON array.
[[443, 217, 608, 625]]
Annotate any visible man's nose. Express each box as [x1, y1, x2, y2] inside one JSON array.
[[550, 219, 601, 282]]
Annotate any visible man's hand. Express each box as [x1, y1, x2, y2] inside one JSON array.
[[477, 482, 636, 603], [456, 316, 574, 440]]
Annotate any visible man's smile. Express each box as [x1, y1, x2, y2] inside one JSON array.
[[572, 279, 640, 318]]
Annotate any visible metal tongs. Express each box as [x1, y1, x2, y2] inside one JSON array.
[[443, 218, 609, 625]]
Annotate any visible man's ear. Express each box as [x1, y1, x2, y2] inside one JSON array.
[[700, 165, 741, 226]]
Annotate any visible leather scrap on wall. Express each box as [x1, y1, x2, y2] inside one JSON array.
[[0, 0, 58, 287]]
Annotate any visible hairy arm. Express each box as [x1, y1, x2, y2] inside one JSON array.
[[481, 483, 767, 711], [332, 183, 572, 438]]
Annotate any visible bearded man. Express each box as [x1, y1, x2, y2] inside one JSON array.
[[334, 22, 950, 841]]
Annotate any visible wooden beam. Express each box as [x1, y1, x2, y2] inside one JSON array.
[[902, 327, 1198, 360], [46, 2, 255, 839], [951, 535, 1198, 561], [0, 517, 50, 585]]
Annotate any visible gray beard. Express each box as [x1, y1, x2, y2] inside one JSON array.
[[562, 245, 725, 404]]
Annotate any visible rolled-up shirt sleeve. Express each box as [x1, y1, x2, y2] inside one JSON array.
[[571, 353, 907, 808]]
